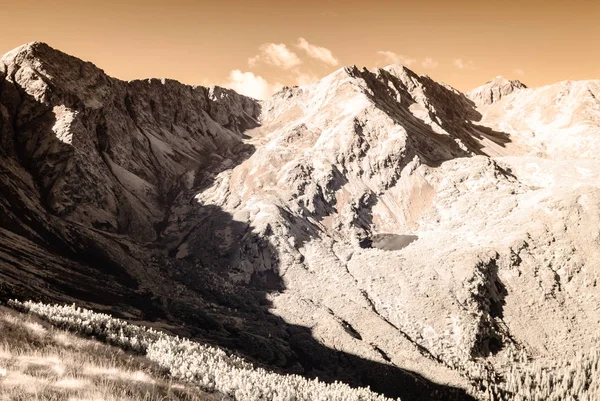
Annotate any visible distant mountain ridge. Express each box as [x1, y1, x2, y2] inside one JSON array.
[[467, 75, 527, 106], [2, 42, 600, 401]]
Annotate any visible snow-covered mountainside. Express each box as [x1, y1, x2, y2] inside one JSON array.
[[2, 42, 600, 401], [470, 78, 600, 160]]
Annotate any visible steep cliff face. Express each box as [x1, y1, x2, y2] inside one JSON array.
[[0, 42, 259, 242], [2, 42, 600, 401]]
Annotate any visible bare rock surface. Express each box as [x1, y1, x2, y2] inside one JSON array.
[[1, 42, 600, 400], [467, 76, 526, 106]]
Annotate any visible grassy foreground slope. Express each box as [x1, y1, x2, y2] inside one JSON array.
[[0, 305, 219, 401], [2, 301, 395, 401]]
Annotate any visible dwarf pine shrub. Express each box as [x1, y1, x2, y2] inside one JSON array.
[[10, 300, 600, 401], [8, 300, 395, 401], [461, 341, 600, 400], [492, 347, 600, 401]]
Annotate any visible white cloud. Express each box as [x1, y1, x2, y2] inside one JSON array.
[[421, 57, 439, 69], [248, 43, 301, 70], [453, 58, 475, 70], [376, 50, 416, 66], [513, 68, 525, 76], [296, 38, 339, 66], [224, 70, 281, 100]]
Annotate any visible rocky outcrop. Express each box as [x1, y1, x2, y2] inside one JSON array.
[[467, 76, 526, 106], [2, 42, 600, 401]]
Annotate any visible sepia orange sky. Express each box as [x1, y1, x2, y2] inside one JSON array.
[[1, 0, 599, 99]]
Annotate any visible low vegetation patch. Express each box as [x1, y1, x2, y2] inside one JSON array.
[[7, 300, 394, 401], [0, 305, 218, 401], [6, 300, 599, 401], [464, 339, 600, 400], [492, 348, 600, 401]]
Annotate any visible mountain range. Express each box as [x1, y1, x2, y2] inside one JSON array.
[[1, 42, 599, 400]]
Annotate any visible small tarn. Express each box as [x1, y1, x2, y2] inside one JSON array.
[[359, 234, 419, 251]]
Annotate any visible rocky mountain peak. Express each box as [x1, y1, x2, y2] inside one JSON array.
[[1, 41, 58, 64], [467, 75, 527, 106], [1, 41, 106, 87]]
